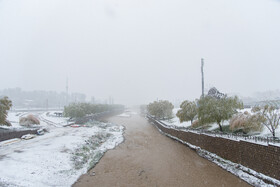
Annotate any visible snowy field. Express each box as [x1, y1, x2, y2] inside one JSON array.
[[2, 111, 59, 130], [0, 111, 124, 187], [161, 108, 280, 138]]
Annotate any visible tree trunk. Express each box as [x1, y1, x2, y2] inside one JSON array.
[[218, 122, 223, 132]]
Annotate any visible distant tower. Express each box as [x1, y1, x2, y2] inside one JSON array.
[[66, 78, 69, 105], [46, 99, 48, 111], [201, 58, 205, 97]]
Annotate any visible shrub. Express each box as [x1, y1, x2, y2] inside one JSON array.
[[64, 103, 124, 119], [147, 100, 174, 120], [229, 111, 263, 133], [0, 96, 12, 126], [19, 114, 40, 126], [176, 100, 197, 124], [191, 120, 201, 128]]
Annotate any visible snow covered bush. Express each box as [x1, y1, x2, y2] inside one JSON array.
[[19, 114, 40, 126], [71, 132, 112, 170], [147, 100, 174, 120], [229, 111, 263, 134], [197, 95, 243, 132], [64, 103, 124, 118], [176, 100, 198, 125], [191, 120, 201, 128], [0, 96, 12, 126]]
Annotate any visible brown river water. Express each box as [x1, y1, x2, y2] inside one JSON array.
[[73, 112, 250, 187]]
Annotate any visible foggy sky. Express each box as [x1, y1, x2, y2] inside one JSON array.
[[1, 0, 280, 105]]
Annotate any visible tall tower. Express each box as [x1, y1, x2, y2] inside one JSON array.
[[66, 78, 69, 105], [201, 58, 205, 97]]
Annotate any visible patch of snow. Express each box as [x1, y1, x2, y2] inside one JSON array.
[[160, 108, 191, 128], [0, 138, 21, 147], [39, 112, 69, 127], [0, 121, 124, 187], [4, 112, 26, 129], [207, 123, 219, 131], [117, 113, 131, 118]]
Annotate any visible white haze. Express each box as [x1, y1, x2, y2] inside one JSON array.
[[0, 0, 280, 105]]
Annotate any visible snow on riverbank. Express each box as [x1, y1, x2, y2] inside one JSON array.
[[161, 108, 191, 128], [117, 110, 137, 118], [0, 121, 124, 187]]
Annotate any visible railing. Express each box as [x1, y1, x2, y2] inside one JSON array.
[[146, 114, 280, 145]]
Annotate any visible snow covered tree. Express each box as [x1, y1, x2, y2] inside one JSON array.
[[0, 96, 12, 125], [64, 103, 124, 118], [176, 100, 197, 125], [64, 103, 86, 118], [147, 100, 174, 120], [198, 95, 243, 132], [229, 111, 263, 133], [252, 105, 280, 138]]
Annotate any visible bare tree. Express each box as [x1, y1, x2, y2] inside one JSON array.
[[252, 105, 280, 138]]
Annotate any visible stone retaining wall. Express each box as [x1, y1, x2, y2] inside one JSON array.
[[0, 129, 38, 142], [148, 117, 280, 181]]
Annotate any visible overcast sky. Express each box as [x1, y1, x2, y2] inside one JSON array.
[[0, 0, 280, 105]]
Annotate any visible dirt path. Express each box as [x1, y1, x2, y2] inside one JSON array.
[[74, 112, 250, 187]]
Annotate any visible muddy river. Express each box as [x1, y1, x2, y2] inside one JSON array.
[[74, 112, 250, 187]]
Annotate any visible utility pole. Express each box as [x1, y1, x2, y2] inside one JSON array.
[[201, 58, 205, 97], [66, 77, 69, 105]]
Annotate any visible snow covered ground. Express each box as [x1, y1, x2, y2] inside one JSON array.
[[161, 108, 191, 128], [38, 111, 69, 127], [2, 111, 70, 130], [0, 111, 124, 187], [3, 112, 27, 129]]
